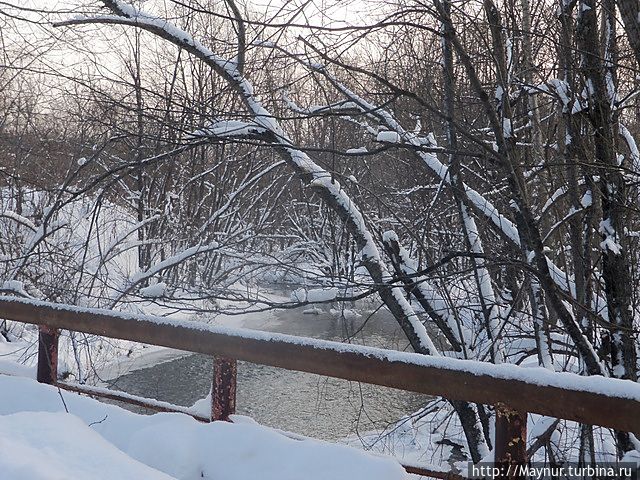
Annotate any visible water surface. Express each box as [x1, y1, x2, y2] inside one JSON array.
[[108, 305, 431, 441]]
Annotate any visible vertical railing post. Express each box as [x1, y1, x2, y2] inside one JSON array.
[[37, 325, 59, 384], [211, 356, 237, 421], [494, 403, 527, 479]]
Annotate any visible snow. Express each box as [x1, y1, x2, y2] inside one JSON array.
[[346, 147, 368, 154], [527, 415, 557, 440], [130, 242, 219, 285], [0, 210, 37, 231], [329, 308, 361, 319], [291, 288, 307, 302], [140, 282, 167, 298], [571, 96, 586, 114], [0, 358, 35, 379], [599, 219, 623, 255], [460, 205, 505, 362], [307, 287, 338, 302], [541, 186, 568, 214], [253, 40, 276, 48], [0, 374, 410, 480], [1, 280, 29, 297], [502, 118, 513, 138], [0, 411, 173, 480], [600, 236, 622, 255], [97, 347, 191, 383], [62, 381, 205, 418], [548, 79, 571, 109], [189, 120, 266, 139], [302, 307, 323, 315], [376, 131, 401, 143], [620, 123, 640, 171]]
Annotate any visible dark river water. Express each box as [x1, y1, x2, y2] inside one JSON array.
[[106, 305, 431, 441]]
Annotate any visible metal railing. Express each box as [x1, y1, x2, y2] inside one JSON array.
[[1, 297, 639, 479]]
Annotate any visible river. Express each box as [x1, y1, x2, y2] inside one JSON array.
[[106, 304, 431, 441]]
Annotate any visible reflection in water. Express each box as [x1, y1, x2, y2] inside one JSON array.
[[107, 306, 431, 441]]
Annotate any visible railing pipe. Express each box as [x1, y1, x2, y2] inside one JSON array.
[[211, 356, 237, 421], [494, 403, 527, 479], [36, 325, 59, 385]]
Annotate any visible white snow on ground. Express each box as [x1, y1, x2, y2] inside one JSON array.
[[291, 287, 307, 302], [329, 308, 362, 319], [290, 287, 339, 304], [307, 287, 339, 302], [303, 307, 323, 314], [0, 373, 411, 480], [0, 412, 174, 480]]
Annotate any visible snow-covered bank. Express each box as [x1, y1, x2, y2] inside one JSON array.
[[0, 411, 174, 480], [0, 373, 411, 480]]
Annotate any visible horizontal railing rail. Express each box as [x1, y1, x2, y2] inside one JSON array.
[[1, 296, 639, 479], [56, 381, 211, 422]]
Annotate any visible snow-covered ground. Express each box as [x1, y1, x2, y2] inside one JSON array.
[[0, 372, 412, 480]]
